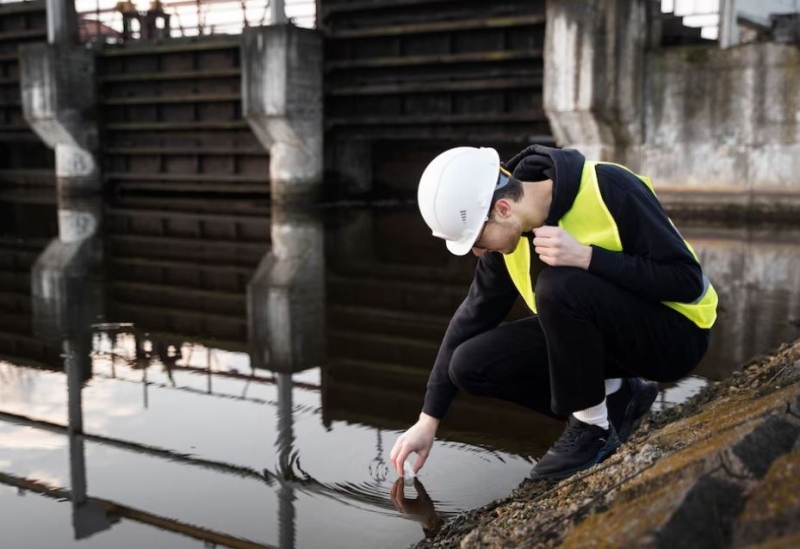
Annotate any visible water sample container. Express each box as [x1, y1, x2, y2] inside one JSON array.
[[403, 458, 416, 486]]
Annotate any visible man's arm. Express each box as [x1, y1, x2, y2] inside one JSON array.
[[422, 251, 518, 419], [589, 164, 704, 304]]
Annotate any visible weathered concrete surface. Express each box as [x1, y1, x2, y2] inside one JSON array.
[[642, 44, 800, 217], [544, 0, 647, 166], [18, 43, 99, 195], [242, 25, 323, 202], [545, 0, 800, 217], [414, 339, 800, 548]]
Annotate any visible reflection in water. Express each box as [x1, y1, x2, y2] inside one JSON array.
[[0, 197, 799, 548], [391, 478, 445, 538]]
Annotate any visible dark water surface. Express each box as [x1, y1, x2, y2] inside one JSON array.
[[0, 195, 798, 549]]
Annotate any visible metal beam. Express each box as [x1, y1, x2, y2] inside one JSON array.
[[98, 39, 240, 57], [105, 121, 249, 131], [98, 68, 241, 84], [326, 110, 546, 127], [325, 49, 541, 70], [329, 14, 545, 39], [327, 76, 542, 96], [103, 93, 241, 106]]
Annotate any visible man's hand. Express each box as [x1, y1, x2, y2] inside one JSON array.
[[532, 226, 593, 269], [390, 413, 439, 476]]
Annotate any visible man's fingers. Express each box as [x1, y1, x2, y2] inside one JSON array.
[[535, 247, 558, 258], [413, 451, 428, 474], [395, 446, 412, 476], [533, 236, 560, 248], [533, 226, 559, 238]]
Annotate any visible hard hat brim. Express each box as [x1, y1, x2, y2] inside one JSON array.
[[445, 228, 481, 256]]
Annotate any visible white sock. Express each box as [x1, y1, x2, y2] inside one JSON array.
[[605, 378, 622, 396], [573, 399, 610, 430]]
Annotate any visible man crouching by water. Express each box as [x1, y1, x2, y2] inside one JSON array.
[[390, 145, 717, 480]]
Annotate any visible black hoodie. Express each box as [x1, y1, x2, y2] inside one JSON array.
[[421, 145, 706, 420]]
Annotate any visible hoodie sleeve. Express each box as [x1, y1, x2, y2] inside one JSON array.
[[422, 251, 518, 419], [588, 164, 704, 304]]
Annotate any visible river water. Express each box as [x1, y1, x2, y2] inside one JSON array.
[[0, 196, 798, 549]]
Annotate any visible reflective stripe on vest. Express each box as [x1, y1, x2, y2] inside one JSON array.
[[502, 161, 718, 329]]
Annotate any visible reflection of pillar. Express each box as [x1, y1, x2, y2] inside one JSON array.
[[276, 373, 296, 549], [65, 336, 118, 539], [31, 195, 105, 341], [247, 206, 326, 374], [249, 206, 325, 549]]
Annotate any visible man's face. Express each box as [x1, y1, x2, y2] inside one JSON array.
[[471, 216, 522, 257]]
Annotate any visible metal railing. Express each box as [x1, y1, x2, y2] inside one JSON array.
[[74, 0, 316, 42]]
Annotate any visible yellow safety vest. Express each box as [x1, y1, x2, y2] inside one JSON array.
[[502, 161, 718, 329]]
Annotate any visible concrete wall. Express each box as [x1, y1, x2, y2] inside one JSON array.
[[642, 44, 800, 205], [545, 0, 800, 217]]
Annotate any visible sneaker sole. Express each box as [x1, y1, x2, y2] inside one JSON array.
[[618, 381, 659, 444], [529, 433, 622, 481]]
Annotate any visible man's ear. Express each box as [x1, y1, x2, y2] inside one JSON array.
[[494, 199, 513, 218]]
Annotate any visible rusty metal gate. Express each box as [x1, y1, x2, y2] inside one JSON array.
[[321, 0, 551, 194], [97, 37, 270, 195]]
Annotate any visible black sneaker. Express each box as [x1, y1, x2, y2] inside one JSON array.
[[608, 378, 659, 444], [529, 416, 621, 480]]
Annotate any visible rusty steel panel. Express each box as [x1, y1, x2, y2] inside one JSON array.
[[97, 37, 268, 196], [321, 0, 552, 193]]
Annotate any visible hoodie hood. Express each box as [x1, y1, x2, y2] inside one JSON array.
[[503, 145, 586, 226]]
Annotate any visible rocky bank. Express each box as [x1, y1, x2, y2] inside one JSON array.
[[414, 338, 800, 549]]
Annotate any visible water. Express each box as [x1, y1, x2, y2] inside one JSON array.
[[0, 195, 798, 549]]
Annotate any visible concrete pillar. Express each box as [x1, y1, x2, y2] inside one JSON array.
[[19, 43, 100, 196], [47, 0, 79, 46], [544, 0, 648, 166], [242, 25, 323, 202], [31, 195, 104, 341], [247, 205, 326, 374]]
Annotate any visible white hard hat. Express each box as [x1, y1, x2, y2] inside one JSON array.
[[417, 147, 501, 256]]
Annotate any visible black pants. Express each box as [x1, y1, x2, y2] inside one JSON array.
[[447, 267, 710, 418]]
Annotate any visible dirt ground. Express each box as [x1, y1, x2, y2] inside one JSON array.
[[413, 339, 800, 549]]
